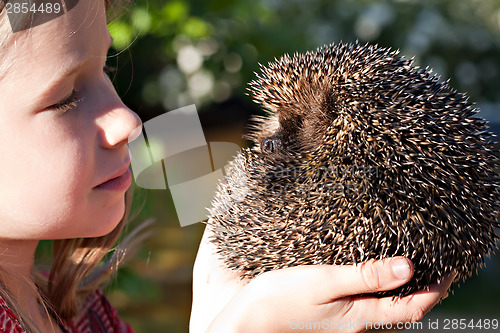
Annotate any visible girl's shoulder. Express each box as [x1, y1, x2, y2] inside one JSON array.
[[0, 296, 23, 333], [0, 290, 133, 333], [63, 289, 133, 333]]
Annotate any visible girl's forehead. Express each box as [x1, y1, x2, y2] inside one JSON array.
[[1, 0, 110, 84]]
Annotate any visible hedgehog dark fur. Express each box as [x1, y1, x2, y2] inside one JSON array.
[[207, 42, 500, 297]]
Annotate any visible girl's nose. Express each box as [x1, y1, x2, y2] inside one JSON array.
[[98, 104, 143, 148]]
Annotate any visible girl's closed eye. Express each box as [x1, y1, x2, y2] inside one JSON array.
[[50, 90, 82, 113], [103, 64, 116, 80], [49, 66, 116, 113]]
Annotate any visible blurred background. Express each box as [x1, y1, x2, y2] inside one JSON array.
[[101, 0, 500, 331]]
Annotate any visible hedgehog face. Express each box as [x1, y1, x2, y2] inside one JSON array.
[[252, 86, 341, 162]]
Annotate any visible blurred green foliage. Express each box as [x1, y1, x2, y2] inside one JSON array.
[[100, 0, 500, 332], [108, 0, 500, 122]]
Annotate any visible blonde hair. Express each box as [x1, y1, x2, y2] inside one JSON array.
[[0, 0, 143, 331]]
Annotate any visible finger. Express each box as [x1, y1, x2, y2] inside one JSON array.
[[394, 272, 456, 322], [319, 257, 414, 299], [349, 272, 456, 326]]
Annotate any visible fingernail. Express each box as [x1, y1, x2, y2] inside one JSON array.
[[392, 258, 411, 280]]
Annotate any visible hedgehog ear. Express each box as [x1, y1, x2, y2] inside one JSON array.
[[244, 114, 280, 146]]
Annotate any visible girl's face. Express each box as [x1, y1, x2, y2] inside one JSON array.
[[0, 1, 142, 240]]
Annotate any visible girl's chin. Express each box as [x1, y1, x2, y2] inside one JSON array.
[[57, 204, 126, 239], [91, 194, 127, 231]]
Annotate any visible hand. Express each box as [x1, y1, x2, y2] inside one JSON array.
[[190, 224, 455, 332]]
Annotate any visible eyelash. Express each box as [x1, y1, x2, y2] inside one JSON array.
[[51, 90, 82, 113], [50, 66, 116, 113], [103, 65, 116, 76]]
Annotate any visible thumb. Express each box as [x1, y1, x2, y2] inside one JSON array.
[[327, 257, 414, 298]]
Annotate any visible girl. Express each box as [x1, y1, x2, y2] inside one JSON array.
[[0, 0, 141, 331], [0, 0, 453, 332]]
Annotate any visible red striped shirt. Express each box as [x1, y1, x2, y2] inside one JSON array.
[[0, 289, 133, 333]]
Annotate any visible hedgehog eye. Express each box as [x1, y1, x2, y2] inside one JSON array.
[[261, 136, 282, 154]]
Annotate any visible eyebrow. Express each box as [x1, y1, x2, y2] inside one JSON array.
[[39, 34, 114, 101], [38, 57, 85, 103], [59, 63, 81, 83]]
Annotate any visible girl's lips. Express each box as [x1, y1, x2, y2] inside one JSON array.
[[94, 168, 132, 191]]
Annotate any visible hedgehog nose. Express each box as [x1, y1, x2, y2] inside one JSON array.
[[261, 136, 282, 154]]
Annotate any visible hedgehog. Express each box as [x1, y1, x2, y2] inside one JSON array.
[[207, 42, 500, 297]]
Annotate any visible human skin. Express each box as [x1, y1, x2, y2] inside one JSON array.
[[191, 225, 455, 332], [0, 0, 141, 330]]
